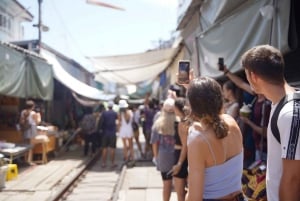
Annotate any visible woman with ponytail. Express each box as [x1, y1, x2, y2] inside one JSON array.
[[186, 77, 246, 201]]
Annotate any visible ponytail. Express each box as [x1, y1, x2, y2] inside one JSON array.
[[201, 115, 229, 139]]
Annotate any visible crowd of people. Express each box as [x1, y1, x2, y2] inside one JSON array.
[[147, 45, 299, 201], [21, 45, 299, 201], [78, 45, 299, 201]]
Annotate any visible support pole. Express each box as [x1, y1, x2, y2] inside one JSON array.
[[38, 0, 42, 53]]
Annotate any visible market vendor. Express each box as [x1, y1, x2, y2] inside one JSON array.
[[19, 100, 44, 164], [20, 101, 39, 141]]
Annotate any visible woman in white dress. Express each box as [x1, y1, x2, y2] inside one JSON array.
[[118, 100, 134, 162]]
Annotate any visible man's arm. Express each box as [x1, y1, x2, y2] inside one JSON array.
[[240, 117, 266, 137], [223, 66, 254, 95], [279, 159, 300, 201]]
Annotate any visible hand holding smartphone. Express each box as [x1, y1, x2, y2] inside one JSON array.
[[177, 60, 190, 84], [218, 57, 225, 71]]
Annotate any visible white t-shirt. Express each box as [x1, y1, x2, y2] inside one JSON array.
[[267, 100, 300, 201]]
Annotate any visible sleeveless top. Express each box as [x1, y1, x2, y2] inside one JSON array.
[[119, 110, 134, 138], [188, 126, 243, 199], [23, 110, 38, 139]]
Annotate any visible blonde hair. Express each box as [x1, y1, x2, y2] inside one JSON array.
[[152, 111, 176, 135]]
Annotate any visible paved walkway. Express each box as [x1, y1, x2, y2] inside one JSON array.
[[117, 163, 177, 201], [115, 134, 178, 201]]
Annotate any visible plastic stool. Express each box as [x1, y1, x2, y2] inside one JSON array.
[[6, 164, 18, 181]]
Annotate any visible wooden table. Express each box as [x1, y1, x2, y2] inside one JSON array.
[[0, 144, 32, 164]]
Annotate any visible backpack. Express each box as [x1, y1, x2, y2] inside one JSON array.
[[270, 92, 300, 144], [80, 114, 96, 135], [19, 111, 31, 132]]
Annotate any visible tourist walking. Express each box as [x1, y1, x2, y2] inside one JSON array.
[[118, 100, 134, 163], [78, 107, 101, 157], [143, 99, 157, 158], [100, 101, 118, 168], [151, 98, 176, 201], [131, 105, 144, 158]]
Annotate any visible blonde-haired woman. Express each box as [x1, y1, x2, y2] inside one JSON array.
[[187, 77, 246, 201], [151, 98, 176, 201]]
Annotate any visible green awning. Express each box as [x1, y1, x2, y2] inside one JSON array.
[[0, 42, 53, 100]]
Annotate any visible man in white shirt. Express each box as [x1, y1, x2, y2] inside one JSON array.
[[241, 45, 300, 201]]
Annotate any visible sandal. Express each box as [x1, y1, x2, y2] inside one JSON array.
[[101, 164, 107, 168]]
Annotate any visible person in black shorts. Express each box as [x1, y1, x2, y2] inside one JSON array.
[[100, 101, 118, 169], [171, 97, 189, 201]]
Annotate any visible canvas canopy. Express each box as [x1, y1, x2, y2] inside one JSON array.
[[41, 50, 115, 101], [88, 47, 179, 85], [196, 0, 291, 78], [0, 42, 53, 100], [71, 92, 102, 107]]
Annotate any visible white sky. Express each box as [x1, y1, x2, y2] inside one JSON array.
[[18, 0, 179, 71]]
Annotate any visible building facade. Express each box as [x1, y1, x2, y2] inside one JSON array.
[[0, 0, 33, 41]]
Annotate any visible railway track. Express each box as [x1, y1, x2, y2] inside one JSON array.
[[47, 134, 151, 201], [51, 152, 126, 201]]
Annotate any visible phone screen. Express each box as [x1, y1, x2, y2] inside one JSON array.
[[218, 57, 224, 71], [178, 60, 190, 84]]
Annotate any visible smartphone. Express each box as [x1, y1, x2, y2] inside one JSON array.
[[218, 57, 224, 71], [177, 60, 190, 84]]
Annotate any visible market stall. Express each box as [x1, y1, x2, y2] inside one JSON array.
[[0, 42, 55, 163]]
